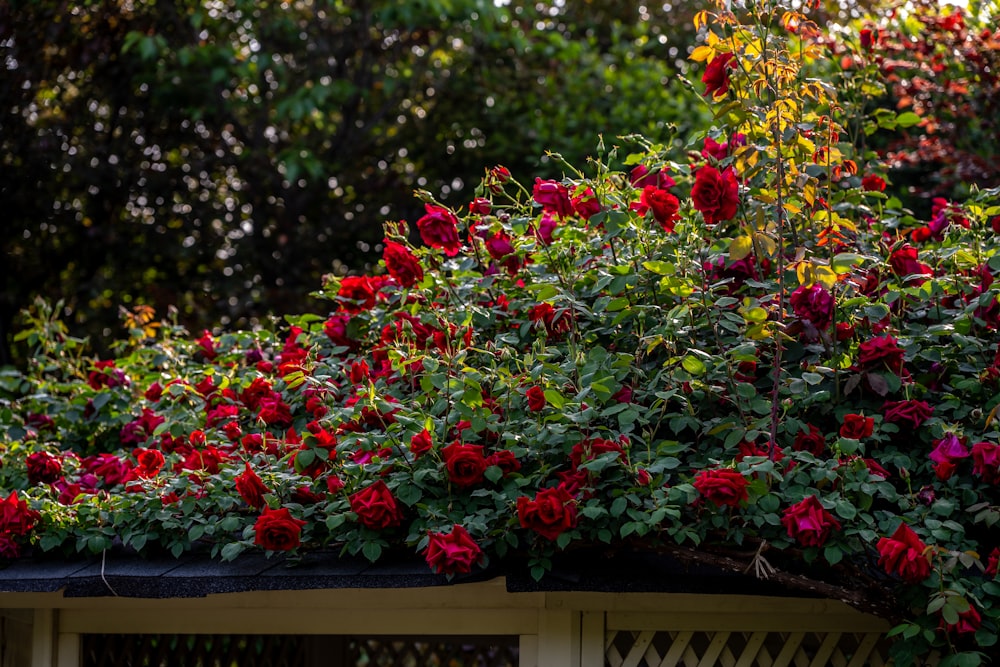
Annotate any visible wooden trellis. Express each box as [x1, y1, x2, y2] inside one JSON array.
[[604, 629, 941, 667]]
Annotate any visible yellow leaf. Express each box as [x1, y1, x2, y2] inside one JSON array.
[[693, 10, 710, 31], [754, 233, 777, 257], [813, 264, 838, 290], [730, 235, 754, 261], [803, 183, 816, 207], [795, 261, 813, 287], [690, 45, 715, 63], [987, 404, 1000, 430]]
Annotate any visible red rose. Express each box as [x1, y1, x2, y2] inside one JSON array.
[[987, 547, 1000, 577], [571, 187, 602, 220], [486, 165, 510, 193], [629, 165, 676, 190], [144, 382, 163, 402], [882, 400, 933, 430], [858, 335, 906, 376], [529, 302, 573, 339], [526, 386, 546, 412], [792, 424, 826, 456], [790, 283, 834, 331], [132, 448, 165, 479], [839, 413, 874, 439], [337, 275, 379, 313], [486, 450, 521, 475], [972, 441, 1000, 484], [468, 197, 492, 216], [861, 174, 886, 191], [323, 314, 356, 350], [383, 241, 424, 288], [410, 429, 433, 458], [517, 485, 578, 540], [441, 442, 487, 488], [416, 204, 462, 256], [859, 28, 878, 52], [640, 186, 681, 232], [423, 524, 483, 575], [877, 522, 931, 583], [702, 51, 735, 98], [236, 462, 269, 508], [532, 178, 573, 218], [349, 480, 404, 530], [26, 451, 62, 485], [780, 495, 841, 548], [693, 468, 748, 507], [0, 491, 39, 537], [889, 244, 931, 283], [942, 606, 982, 636], [253, 507, 306, 552], [691, 166, 739, 225]]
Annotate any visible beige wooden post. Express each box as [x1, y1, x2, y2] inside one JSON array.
[[55, 633, 79, 667], [29, 610, 53, 667], [536, 609, 581, 667]]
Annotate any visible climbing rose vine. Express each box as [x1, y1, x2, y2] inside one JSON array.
[[2, 1, 1000, 663]]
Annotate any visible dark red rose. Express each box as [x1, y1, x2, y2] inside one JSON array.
[[88, 359, 128, 390], [859, 28, 877, 52], [781, 495, 841, 547], [702, 52, 735, 98], [877, 523, 931, 583], [486, 450, 521, 475], [629, 165, 676, 189], [337, 275, 380, 313], [691, 166, 739, 225], [26, 451, 62, 485], [839, 413, 874, 439], [195, 330, 217, 360], [236, 462, 269, 508], [861, 174, 886, 191], [534, 212, 558, 245], [416, 204, 462, 256], [349, 480, 404, 530], [889, 244, 931, 283], [383, 241, 424, 288], [526, 386, 546, 412], [571, 187, 602, 220], [532, 178, 573, 218], [790, 283, 834, 331], [144, 382, 163, 402], [693, 468, 748, 507], [468, 197, 492, 216], [858, 335, 906, 375], [410, 429, 433, 458], [792, 424, 826, 456], [323, 314, 356, 350], [987, 547, 1000, 577], [942, 606, 982, 636], [441, 442, 487, 488], [529, 302, 573, 339], [517, 485, 578, 540], [132, 448, 165, 479], [972, 441, 1000, 484], [640, 186, 681, 232], [0, 492, 39, 537], [882, 400, 933, 430], [570, 437, 625, 470], [423, 524, 483, 575], [636, 468, 651, 486], [486, 165, 511, 193], [253, 507, 306, 552]]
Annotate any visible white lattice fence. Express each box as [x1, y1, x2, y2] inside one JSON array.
[[605, 629, 939, 667]]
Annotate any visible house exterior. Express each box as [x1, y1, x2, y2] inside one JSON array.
[[0, 550, 925, 667]]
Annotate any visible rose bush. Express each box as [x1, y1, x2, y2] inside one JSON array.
[[1, 2, 1000, 663]]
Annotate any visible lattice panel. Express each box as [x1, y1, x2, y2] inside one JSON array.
[[82, 634, 305, 667], [605, 630, 934, 667], [349, 637, 519, 667]]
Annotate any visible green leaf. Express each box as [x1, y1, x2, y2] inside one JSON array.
[[543, 389, 566, 409], [220, 542, 245, 562], [681, 355, 706, 375], [642, 260, 675, 275], [362, 541, 382, 562], [896, 111, 922, 128]]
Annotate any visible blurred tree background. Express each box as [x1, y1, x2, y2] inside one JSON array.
[[0, 0, 979, 365]]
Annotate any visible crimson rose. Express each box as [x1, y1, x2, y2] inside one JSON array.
[[790, 283, 834, 331], [517, 485, 578, 540], [349, 480, 404, 530], [780, 495, 841, 547], [416, 204, 462, 256], [858, 335, 906, 376], [693, 468, 748, 507], [882, 400, 933, 430], [839, 413, 874, 439], [383, 241, 424, 288], [236, 462, 269, 508], [532, 178, 573, 218], [702, 52, 735, 98], [877, 523, 932, 583], [972, 441, 1000, 484], [441, 442, 487, 488], [423, 524, 483, 575], [691, 166, 739, 225], [792, 424, 826, 456], [253, 507, 306, 552]]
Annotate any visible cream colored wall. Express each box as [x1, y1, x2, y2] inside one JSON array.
[[1, 579, 891, 667]]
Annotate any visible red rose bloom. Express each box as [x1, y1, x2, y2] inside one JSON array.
[[693, 468, 749, 507], [971, 441, 1000, 484], [839, 413, 874, 439], [517, 485, 578, 540], [349, 480, 404, 530], [691, 166, 739, 225], [790, 283, 834, 331], [133, 448, 165, 479], [409, 429, 433, 458], [526, 386, 546, 412], [877, 523, 932, 583], [640, 186, 681, 232], [882, 400, 933, 430], [337, 275, 379, 313], [253, 507, 306, 552], [792, 424, 826, 456], [861, 174, 886, 191], [416, 204, 462, 256], [942, 606, 982, 636], [702, 51, 735, 98], [423, 524, 483, 575], [781, 495, 841, 548], [0, 491, 39, 537], [532, 179, 573, 218], [486, 450, 521, 475], [570, 437, 625, 470], [468, 197, 492, 216], [383, 241, 424, 288], [986, 547, 1000, 577], [858, 335, 906, 376], [323, 314, 356, 350], [26, 451, 62, 485], [571, 187, 602, 221], [441, 442, 487, 488], [236, 462, 269, 508], [889, 244, 931, 283]]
